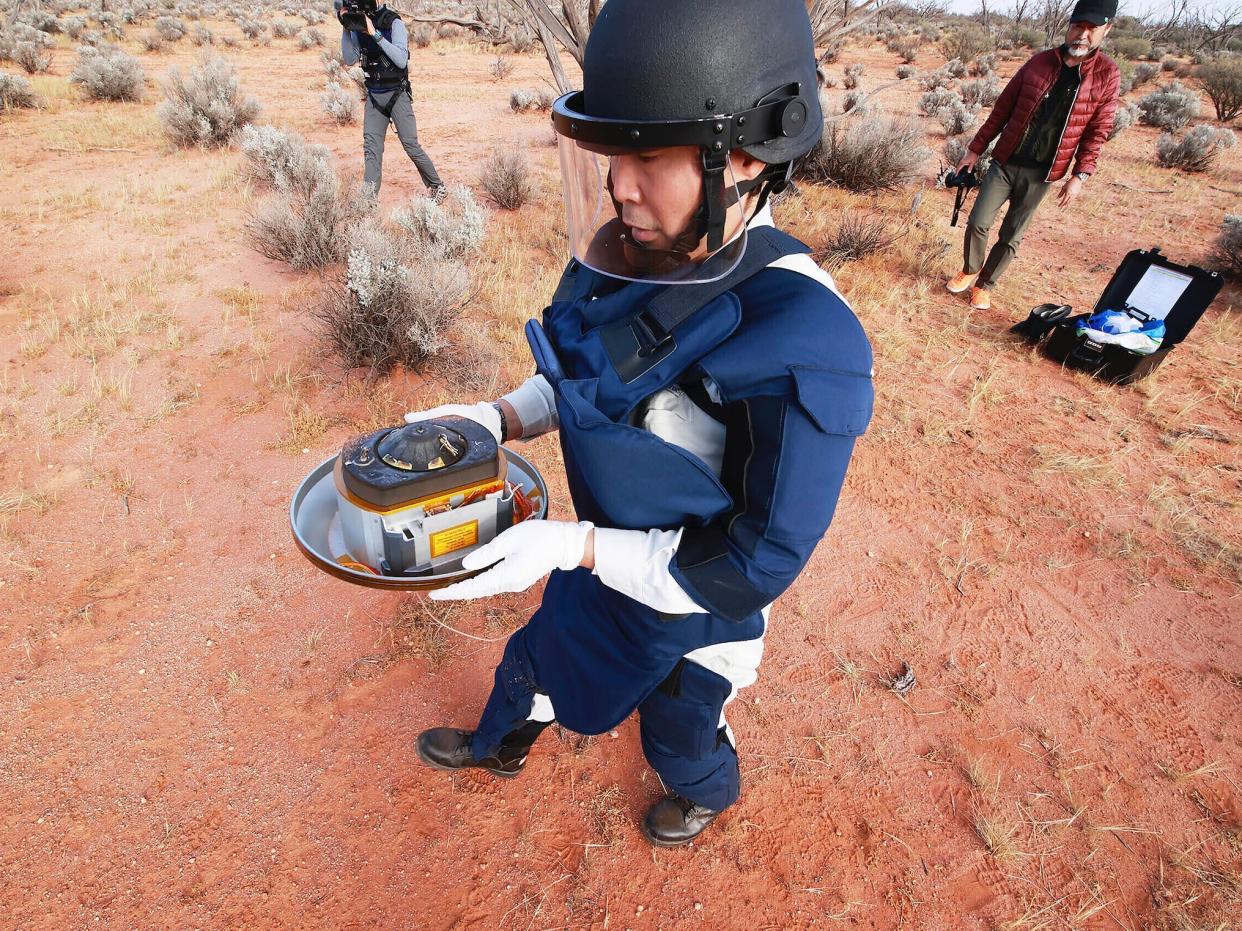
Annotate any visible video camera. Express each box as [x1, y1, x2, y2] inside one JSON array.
[[939, 165, 981, 228], [337, 0, 377, 32]]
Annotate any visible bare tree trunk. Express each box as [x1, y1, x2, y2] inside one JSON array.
[[1036, 0, 1074, 47], [1141, 0, 1190, 44], [1189, 7, 1242, 52], [529, 9, 571, 92]]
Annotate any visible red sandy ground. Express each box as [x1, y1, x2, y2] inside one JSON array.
[[1, 26, 1239, 930]]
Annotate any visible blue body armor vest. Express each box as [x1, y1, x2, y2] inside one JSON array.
[[521, 226, 873, 735]]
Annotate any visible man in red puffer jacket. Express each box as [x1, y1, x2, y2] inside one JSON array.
[[946, 0, 1120, 311]]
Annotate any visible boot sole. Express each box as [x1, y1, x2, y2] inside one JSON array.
[[415, 744, 524, 779]]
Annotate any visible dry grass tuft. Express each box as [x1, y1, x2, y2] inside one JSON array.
[[1032, 446, 1123, 489], [387, 598, 453, 667], [275, 402, 330, 453], [973, 808, 1023, 860], [478, 147, 534, 210], [799, 116, 928, 193], [814, 212, 901, 268]]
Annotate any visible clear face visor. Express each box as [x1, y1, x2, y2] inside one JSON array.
[[555, 136, 750, 285]]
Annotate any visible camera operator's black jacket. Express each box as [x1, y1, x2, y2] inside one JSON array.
[[358, 7, 406, 88]]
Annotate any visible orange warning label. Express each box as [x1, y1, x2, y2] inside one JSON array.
[[430, 520, 479, 558]]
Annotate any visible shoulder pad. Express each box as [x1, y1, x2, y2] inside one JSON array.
[[696, 266, 872, 405]]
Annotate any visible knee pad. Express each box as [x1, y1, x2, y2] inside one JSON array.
[[638, 660, 732, 762]]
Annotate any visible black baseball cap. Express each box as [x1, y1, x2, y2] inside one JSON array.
[[1069, 0, 1116, 26]]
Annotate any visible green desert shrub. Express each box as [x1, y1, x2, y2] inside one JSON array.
[[1196, 56, 1242, 122]]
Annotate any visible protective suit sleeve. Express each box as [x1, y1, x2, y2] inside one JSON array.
[[669, 372, 871, 623], [501, 374, 559, 439], [592, 527, 707, 615]]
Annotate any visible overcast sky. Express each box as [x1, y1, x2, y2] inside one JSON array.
[[943, 0, 1237, 16]]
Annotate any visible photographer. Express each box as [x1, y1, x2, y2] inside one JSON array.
[[336, 0, 445, 198], [946, 0, 1120, 311]]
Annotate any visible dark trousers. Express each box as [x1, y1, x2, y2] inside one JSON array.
[[472, 626, 742, 812], [362, 86, 442, 193], [964, 161, 1052, 290]]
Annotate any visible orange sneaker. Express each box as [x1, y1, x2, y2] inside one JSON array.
[[969, 286, 991, 310], [946, 271, 977, 294]]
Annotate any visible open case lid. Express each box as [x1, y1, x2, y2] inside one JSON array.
[[1093, 247, 1224, 347]]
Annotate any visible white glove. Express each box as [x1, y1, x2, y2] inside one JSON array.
[[404, 401, 502, 444], [429, 520, 593, 601]]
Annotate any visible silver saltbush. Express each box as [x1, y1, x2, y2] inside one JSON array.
[[1156, 124, 1236, 171], [509, 87, 553, 112], [319, 81, 357, 124], [154, 16, 185, 41], [70, 45, 145, 101], [959, 75, 1000, 108], [936, 98, 978, 135], [391, 185, 487, 260], [0, 71, 38, 109], [1133, 62, 1159, 87], [157, 54, 260, 147], [240, 123, 330, 194], [842, 89, 868, 113], [297, 27, 324, 50], [1108, 101, 1137, 139], [1137, 81, 1201, 131], [479, 147, 534, 210], [919, 86, 958, 116], [314, 220, 471, 375], [244, 128, 372, 270], [248, 166, 372, 270], [14, 40, 50, 74]]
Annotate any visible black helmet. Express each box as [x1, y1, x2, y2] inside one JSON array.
[[551, 0, 822, 282]]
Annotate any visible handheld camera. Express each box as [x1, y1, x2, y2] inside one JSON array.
[[940, 165, 981, 228], [338, 0, 377, 32]]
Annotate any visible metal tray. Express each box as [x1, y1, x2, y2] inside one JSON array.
[[290, 447, 549, 591]]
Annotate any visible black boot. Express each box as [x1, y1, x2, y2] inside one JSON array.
[[641, 793, 722, 847], [416, 721, 547, 779]]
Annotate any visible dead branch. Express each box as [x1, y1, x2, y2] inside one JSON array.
[[1110, 181, 1174, 194], [822, 76, 913, 123]]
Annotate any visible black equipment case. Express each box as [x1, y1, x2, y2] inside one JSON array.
[[1044, 247, 1223, 385]]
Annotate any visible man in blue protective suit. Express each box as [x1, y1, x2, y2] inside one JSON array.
[[407, 0, 873, 847]]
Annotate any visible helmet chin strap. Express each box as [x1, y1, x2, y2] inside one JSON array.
[[604, 156, 793, 267]]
